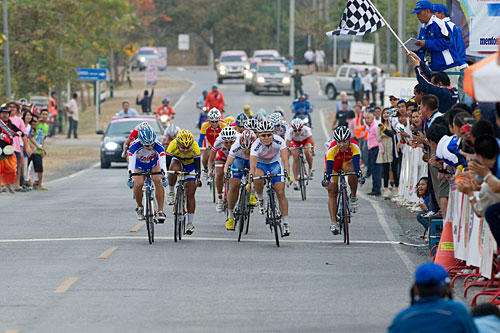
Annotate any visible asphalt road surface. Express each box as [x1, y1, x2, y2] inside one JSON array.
[[1, 69, 426, 332]]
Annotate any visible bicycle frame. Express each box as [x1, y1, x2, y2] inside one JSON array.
[[231, 167, 251, 241], [289, 145, 312, 200], [330, 170, 357, 245], [167, 170, 196, 242]]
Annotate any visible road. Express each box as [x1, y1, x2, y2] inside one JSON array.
[[1, 69, 426, 332]]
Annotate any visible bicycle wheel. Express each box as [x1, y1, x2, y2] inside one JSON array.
[[299, 157, 307, 201], [179, 190, 185, 240], [237, 186, 247, 242], [245, 191, 251, 235], [269, 191, 280, 247], [145, 187, 154, 244], [341, 188, 350, 245], [174, 186, 182, 242]]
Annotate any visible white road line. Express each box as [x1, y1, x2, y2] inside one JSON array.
[[0, 235, 423, 247], [45, 162, 99, 185], [318, 108, 331, 141], [315, 77, 323, 97], [363, 196, 417, 273], [172, 78, 195, 110]]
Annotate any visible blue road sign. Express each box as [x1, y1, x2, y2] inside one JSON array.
[[75, 68, 107, 81]]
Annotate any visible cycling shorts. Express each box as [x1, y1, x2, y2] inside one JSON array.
[[290, 138, 311, 148], [215, 149, 228, 161], [231, 157, 250, 179], [171, 157, 196, 182], [256, 161, 283, 185]]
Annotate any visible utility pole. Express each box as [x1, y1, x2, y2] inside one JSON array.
[[288, 0, 295, 58], [276, 0, 281, 52], [3, 0, 11, 98], [397, 0, 406, 74], [386, 0, 391, 73], [57, 44, 63, 134]]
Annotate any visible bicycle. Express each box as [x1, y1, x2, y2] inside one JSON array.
[[130, 171, 163, 244], [208, 164, 216, 203], [289, 145, 312, 200], [167, 170, 196, 242], [222, 167, 231, 217], [330, 170, 358, 245], [231, 167, 252, 242], [252, 171, 286, 247]]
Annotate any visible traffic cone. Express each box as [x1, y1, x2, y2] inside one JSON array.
[[433, 221, 455, 270]]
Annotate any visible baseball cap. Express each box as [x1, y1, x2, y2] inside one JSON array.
[[397, 99, 407, 104], [415, 262, 450, 285], [389, 95, 399, 100], [411, 1, 433, 14], [433, 4, 449, 17]]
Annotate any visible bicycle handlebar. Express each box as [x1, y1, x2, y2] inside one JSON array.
[[330, 172, 359, 177], [230, 167, 250, 172], [288, 145, 313, 150], [130, 171, 163, 177], [166, 170, 197, 176], [252, 173, 285, 180]]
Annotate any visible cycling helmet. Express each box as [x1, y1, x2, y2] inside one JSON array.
[[235, 113, 248, 127], [137, 121, 150, 131], [268, 112, 283, 127], [244, 118, 259, 131], [256, 108, 268, 117], [162, 97, 169, 104], [254, 112, 265, 122], [138, 123, 156, 145], [166, 124, 179, 138], [202, 89, 208, 95], [207, 107, 221, 122], [240, 129, 256, 149], [258, 120, 274, 133], [224, 116, 235, 125], [273, 106, 284, 115], [176, 129, 194, 147], [291, 118, 304, 130], [333, 126, 351, 142], [220, 126, 237, 142], [243, 105, 251, 111]]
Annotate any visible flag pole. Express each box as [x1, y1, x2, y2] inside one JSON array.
[[365, 0, 410, 54]]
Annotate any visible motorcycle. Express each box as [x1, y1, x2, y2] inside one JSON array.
[[158, 114, 171, 131], [198, 106, 208, 129], [292, 106, 312, 127]]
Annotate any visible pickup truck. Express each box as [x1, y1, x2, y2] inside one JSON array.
[[319, 64, 381, 100]]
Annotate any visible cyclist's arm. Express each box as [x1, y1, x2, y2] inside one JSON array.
[[159, 152, 167, 175], [286, 140, 291, 147], [224, 156, 235, 174], [308, 135, 316, 151], [123, 137, 132, 153], [249, 155, 258, 178], [198, 134, 206, 147], [127, 153, 136, 175], [208, 148, 216, 171], [165, 154, 172, 170], [280, 149, 291, 176], [325, 160, 334, 179], [352, 154, 361, 174], [193, 157, 201, 176]]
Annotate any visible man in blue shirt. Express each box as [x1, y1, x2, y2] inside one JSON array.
[[388, 262, 478, 332], [412, 1, 462, 86], [351, 72, 363, 102]]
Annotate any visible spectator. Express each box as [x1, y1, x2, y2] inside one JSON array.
[[471, 303, 500, 332], [415, 177, 431, 231], [389, 95, 399, 108], [346, 110, 356, 136], [414, 84, 425, 106], [65, 93, 79, 139], [388, 262, 478, 332], [353, 105, 368, 167], [21, 109, 33, 190], [411, 109, 424, 134], [204, 84, 225, 113], [362, 97, 371, 112], [156, 97, 175, 118], [6, 102, 30, 192], [474, 102, 500, 139], [333, 101, 349, 129], [408, 51, 458, 114], [412, 1, 462, 79], [396, 99, 407, 119], [362, 68, 372, 102], [30, 108, 49, 190], [48, 91, 58, 137], [136, 88, 154, 114], [407, 101, 418, 116], [378, 70, 387, 105], [117, 101, 139, 117], [285, 56, 294, 71], [377, 108, 395, 198], [373, 106, 382, 125], [292, 69, 309, 99], [304, 47, 314, 70], [366, 112, 382, 195], [352, 72, 363, 102], [336, 91, 352, 112], [371, 69, 378, 104], [0, 105, 25, 194], [314, 46, 326, 72]]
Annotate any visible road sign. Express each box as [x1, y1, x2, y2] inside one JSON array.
[[146, 63, 157, 86], [123, 43, 137, 57], [178, 34, 189, 51], [99, 58, 108, 69], [75, 68, 107, 81]]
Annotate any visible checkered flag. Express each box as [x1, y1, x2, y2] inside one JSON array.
[[326, 0, 385, 36]]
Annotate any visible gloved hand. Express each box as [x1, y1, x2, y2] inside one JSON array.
[[126, 177, 134, 188], [162, 177, 168, 187], [321, 174, 330, 188], [196, 174, 202, 188]]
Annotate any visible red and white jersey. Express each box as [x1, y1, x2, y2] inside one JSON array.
[[229, 140, 250, 160], [285, 126, 312, 142], [250, 134, 286, 164], [211, 135, 232, 157]]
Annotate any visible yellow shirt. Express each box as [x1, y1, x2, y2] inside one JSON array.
[[166, 139, 201, 165]]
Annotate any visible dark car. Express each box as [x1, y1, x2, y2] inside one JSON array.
[[97, 116, 163, 168]]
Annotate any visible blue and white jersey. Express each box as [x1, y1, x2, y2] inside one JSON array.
[[443, 17, 467, 67], [275, 120, 290, 139], [128, 139, 167, 174]]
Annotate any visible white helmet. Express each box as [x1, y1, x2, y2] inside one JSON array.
[[333, 126, 351, 142], [166, 124, 179, 138], [254, 112, 265, 122], [244, 118, 259, 131], [268, 112, 283, 126], [291, 118, 304, 130], [220, 126, 237, 142], [207, 107, 221, 122], [258, 120, 274, 133]]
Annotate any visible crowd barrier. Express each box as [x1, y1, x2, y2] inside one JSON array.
[[395, 146, 498, 279]]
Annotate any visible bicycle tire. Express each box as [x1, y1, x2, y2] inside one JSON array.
[[299, 157, 307, 201], [174, 186, 182, 242], [245, 192, 251, 235], [145, 187, 154, 244], [342, 188, 350, 245], [179, 189, 185, 240], [237, 186, 247, 242], [269, 191, 280, 247]]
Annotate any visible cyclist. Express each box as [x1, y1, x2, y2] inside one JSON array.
[[127, 124, 168, 223], [269, 112, 290, 139], [292, 95, 312, 126], [286, 118, 316, 190], [250, 120, 293, 236], [243, 104, 253, 118], [156, 97, 175, 119], [162, 124, 180, 150], [322, 126, 362, 235], [233, 113, 248, 133], [196, 89, 209, 129], [244, 118, 260, 135], [165, 129, 202, 235], [224, 116, 235, 127], [122, 121, 151, 158], [224, 129, 258, 230], [208, 126, 238, 213], [198, 108, 227, 179]]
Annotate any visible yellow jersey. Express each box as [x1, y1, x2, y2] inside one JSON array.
[[166, 139, 201, 165]]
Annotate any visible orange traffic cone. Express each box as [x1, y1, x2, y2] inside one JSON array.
[[433, 221, 455, 270]]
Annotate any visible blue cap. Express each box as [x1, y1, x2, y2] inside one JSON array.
[[433, 4, 449, 17], [411, 1, 433, 14], [415, 262, 450, 285]]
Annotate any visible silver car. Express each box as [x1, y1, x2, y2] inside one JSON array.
[[216, 50, 249, 84], [244, 60, 259, 92], [319, 64, 381, 100], [251, 62, 291, 96]]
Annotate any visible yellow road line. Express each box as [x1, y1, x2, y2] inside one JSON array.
[[5, 330, 21, 333], [54, 277, 78, 294], [98, 247, 118, 259], [129, 222, 145, 232]]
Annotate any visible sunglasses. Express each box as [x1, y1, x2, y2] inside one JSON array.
[[178, 144, 192, 150], [210, 120, 219, 124], [260, 133, 273, 138], [143, 143, 154, 148], [293, 129, 302, 132]]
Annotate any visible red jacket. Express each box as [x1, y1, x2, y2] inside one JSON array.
[[204, 91, 225, 111]]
